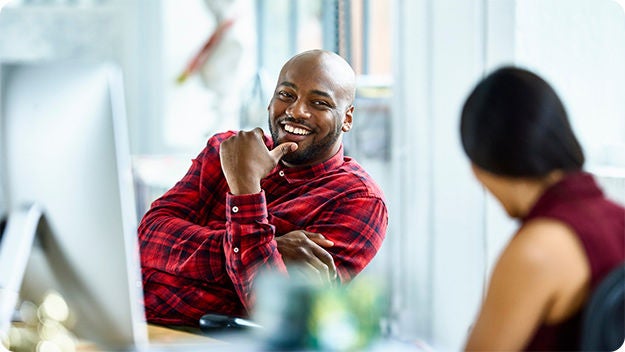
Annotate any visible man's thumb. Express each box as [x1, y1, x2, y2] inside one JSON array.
[[270, 142, 298, 161]]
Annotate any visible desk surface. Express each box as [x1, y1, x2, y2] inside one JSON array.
[[75, 324, 228, 351], [150, 324, 222, 343], [10, 322, 429, 351]]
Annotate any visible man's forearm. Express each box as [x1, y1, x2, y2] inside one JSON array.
[[139, 210, 229, 282], [223, 191, 288, 313]]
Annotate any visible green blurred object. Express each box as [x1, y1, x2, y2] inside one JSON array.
[[253, 270, 387, 351]]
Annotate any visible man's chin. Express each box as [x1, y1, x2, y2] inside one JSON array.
[[282, 149, 315, 166], [282, 152, 304, 165]]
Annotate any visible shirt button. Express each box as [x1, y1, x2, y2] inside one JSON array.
[[278, 170, 285, 177], [232, 206, 239, 213], [233, 247, 239, 253]]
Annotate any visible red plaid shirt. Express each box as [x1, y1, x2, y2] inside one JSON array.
[[138, 131, 388, 326]]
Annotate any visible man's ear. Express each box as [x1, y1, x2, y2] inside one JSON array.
[[342, 105, 354, 132]]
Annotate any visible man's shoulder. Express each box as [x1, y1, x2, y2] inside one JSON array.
[[335, 158, 385, 200], [339, 156, 372, 178]]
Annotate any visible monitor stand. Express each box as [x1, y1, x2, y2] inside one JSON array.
[[0, 203, 43, 336]]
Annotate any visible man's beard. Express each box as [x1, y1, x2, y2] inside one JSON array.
[[270, 117, 342, 166]]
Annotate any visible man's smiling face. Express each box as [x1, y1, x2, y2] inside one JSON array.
[[268, 51, 354, 167]]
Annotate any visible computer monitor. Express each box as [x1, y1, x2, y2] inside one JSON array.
[[0, 62, 148, 350]]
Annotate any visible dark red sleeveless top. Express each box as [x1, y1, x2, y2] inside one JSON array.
[[521, 172, 625, 351]]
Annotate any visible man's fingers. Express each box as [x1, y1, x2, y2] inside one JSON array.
[[252, 127, 266, 140], [269, 142, 298, 162], [311, 238, 334, 247], [277, 229, 337, 283], [302, 230, 334, 247], [298, 230, 337, 278], [294, 260, 333, 285], [312, 246, 337, 280]]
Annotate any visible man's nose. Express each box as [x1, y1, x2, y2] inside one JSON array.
[[286, 100, 311, 119]]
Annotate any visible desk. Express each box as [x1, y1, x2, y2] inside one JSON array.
[[8, 320, 248, 352], [10, 322, 429, 351], [148, 324, 221, 344], [75, 324, 229, 351]]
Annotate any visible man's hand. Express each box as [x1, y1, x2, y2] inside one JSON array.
[[219, 128, 297, 195], [276, 230, 337, 284]]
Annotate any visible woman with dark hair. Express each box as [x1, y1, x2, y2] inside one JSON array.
[[460, 67, 625, 351]]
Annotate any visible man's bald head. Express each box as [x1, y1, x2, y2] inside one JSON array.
[[278, 49, 356, 108]]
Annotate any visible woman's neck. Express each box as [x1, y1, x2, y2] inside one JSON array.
[[509, 171, 565, 218]]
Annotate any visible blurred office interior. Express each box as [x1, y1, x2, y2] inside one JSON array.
[[0, 0, 624, 350]]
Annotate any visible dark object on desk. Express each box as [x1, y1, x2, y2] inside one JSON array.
[[199, 313, 262, 332], [580, 262, 625, 351], [0, 216, 6, 240]]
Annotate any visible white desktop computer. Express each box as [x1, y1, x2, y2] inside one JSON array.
[[0, 62, 148, 351]]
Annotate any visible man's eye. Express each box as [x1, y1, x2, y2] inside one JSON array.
[[313, 100, 330, 107], [278, 91, 293, 99]]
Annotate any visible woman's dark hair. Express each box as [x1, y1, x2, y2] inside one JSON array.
[[460, 66, 585, 177]]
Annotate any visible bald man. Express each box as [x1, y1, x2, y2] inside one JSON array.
[[138, 50, 388, 327]]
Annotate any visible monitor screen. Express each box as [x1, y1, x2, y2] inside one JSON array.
[[0, 62, 148, 350]]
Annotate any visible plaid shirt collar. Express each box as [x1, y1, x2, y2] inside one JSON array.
[[272, 144, 345, 183]]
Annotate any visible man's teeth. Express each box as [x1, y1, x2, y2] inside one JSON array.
[[284, 124, 311, 135]]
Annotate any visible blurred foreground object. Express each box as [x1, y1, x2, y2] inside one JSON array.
[[253, 270, 387, 351], [3, 291, 77, 352]]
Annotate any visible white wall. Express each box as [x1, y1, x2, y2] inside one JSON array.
[[514, 0, 625, 170], [392, 0, 487, 349]]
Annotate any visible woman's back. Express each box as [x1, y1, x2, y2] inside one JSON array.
[[521, 171, 625, 350]]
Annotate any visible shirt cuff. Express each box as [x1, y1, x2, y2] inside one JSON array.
[[226, 190, 268, 223]]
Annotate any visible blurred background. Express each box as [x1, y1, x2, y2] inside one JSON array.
[[0, 0, 624, 350]]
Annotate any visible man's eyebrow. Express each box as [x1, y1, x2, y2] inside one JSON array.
[[279, 81, 297, 89], [310, 89, 333, 99]]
